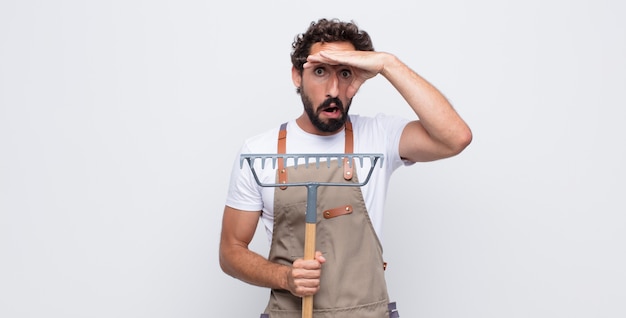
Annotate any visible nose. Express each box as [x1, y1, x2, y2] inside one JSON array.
[[326, 73, 340, 98]]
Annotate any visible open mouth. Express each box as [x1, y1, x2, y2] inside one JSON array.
[[323, 106, 340, 113], [318, 98, 343, 117]]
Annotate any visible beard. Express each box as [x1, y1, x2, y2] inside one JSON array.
[[300, 89, 352, 133]]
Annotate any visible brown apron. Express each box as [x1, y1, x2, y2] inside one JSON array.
[[260, 121, 399, 318]]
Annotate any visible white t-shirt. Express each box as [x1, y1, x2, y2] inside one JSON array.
[[225, 113, 412, 243]]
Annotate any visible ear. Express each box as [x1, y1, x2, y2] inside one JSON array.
[[291, 66, 302, 88]]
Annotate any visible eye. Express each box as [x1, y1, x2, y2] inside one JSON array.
[[314, 67, 325, 76], [340, 69, 352, 78]]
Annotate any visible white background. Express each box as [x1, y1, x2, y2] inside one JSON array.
[[1, 1, 625, 317]]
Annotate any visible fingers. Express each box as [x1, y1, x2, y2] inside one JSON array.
[[314, 250, 326, 264], [347, 79, 365, 99], [306, 50, 379, 70], [304, 51, 356, 69], [287, 251, 326, 297]]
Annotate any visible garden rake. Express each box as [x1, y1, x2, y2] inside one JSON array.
[[240, 153, 384, 318]]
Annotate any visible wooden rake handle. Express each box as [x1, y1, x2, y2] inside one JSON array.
[[302, 222, 316, 318], [301, 184, 319, 318]]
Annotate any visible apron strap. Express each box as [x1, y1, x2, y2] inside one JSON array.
[[277, 122, 288, 190], [343, 118, 354, 180], [388, 301, 400, 318]]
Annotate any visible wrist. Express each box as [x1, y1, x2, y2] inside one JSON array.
[[277, 264, 293, 291], [380, 53, 401, 78]]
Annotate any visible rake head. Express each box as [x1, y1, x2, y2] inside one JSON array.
[[240, 153, 384, 188]]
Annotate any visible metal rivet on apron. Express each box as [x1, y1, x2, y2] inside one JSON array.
[[324, 211, 330, 217]]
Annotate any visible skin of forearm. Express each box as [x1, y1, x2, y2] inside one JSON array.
[[220, 244, 291, 291], [380, 54, 472, 152]]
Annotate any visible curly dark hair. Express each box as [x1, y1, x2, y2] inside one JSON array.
[[291, 18, 374, 72]]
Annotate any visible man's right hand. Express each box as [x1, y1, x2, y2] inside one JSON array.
[[287, 251, 326, 297]]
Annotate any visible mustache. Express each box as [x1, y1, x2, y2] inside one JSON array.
[[319, 97, 343, 111]]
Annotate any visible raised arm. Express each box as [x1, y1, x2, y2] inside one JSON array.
[[305, 50, 472, 162], [381, 53, 472, 162]]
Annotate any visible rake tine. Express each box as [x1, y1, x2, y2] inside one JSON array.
[[240, 153, 385, 176], [290, 156, 297, 169]]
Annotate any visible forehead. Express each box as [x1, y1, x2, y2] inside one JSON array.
[[310, 41, 356, 54]]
